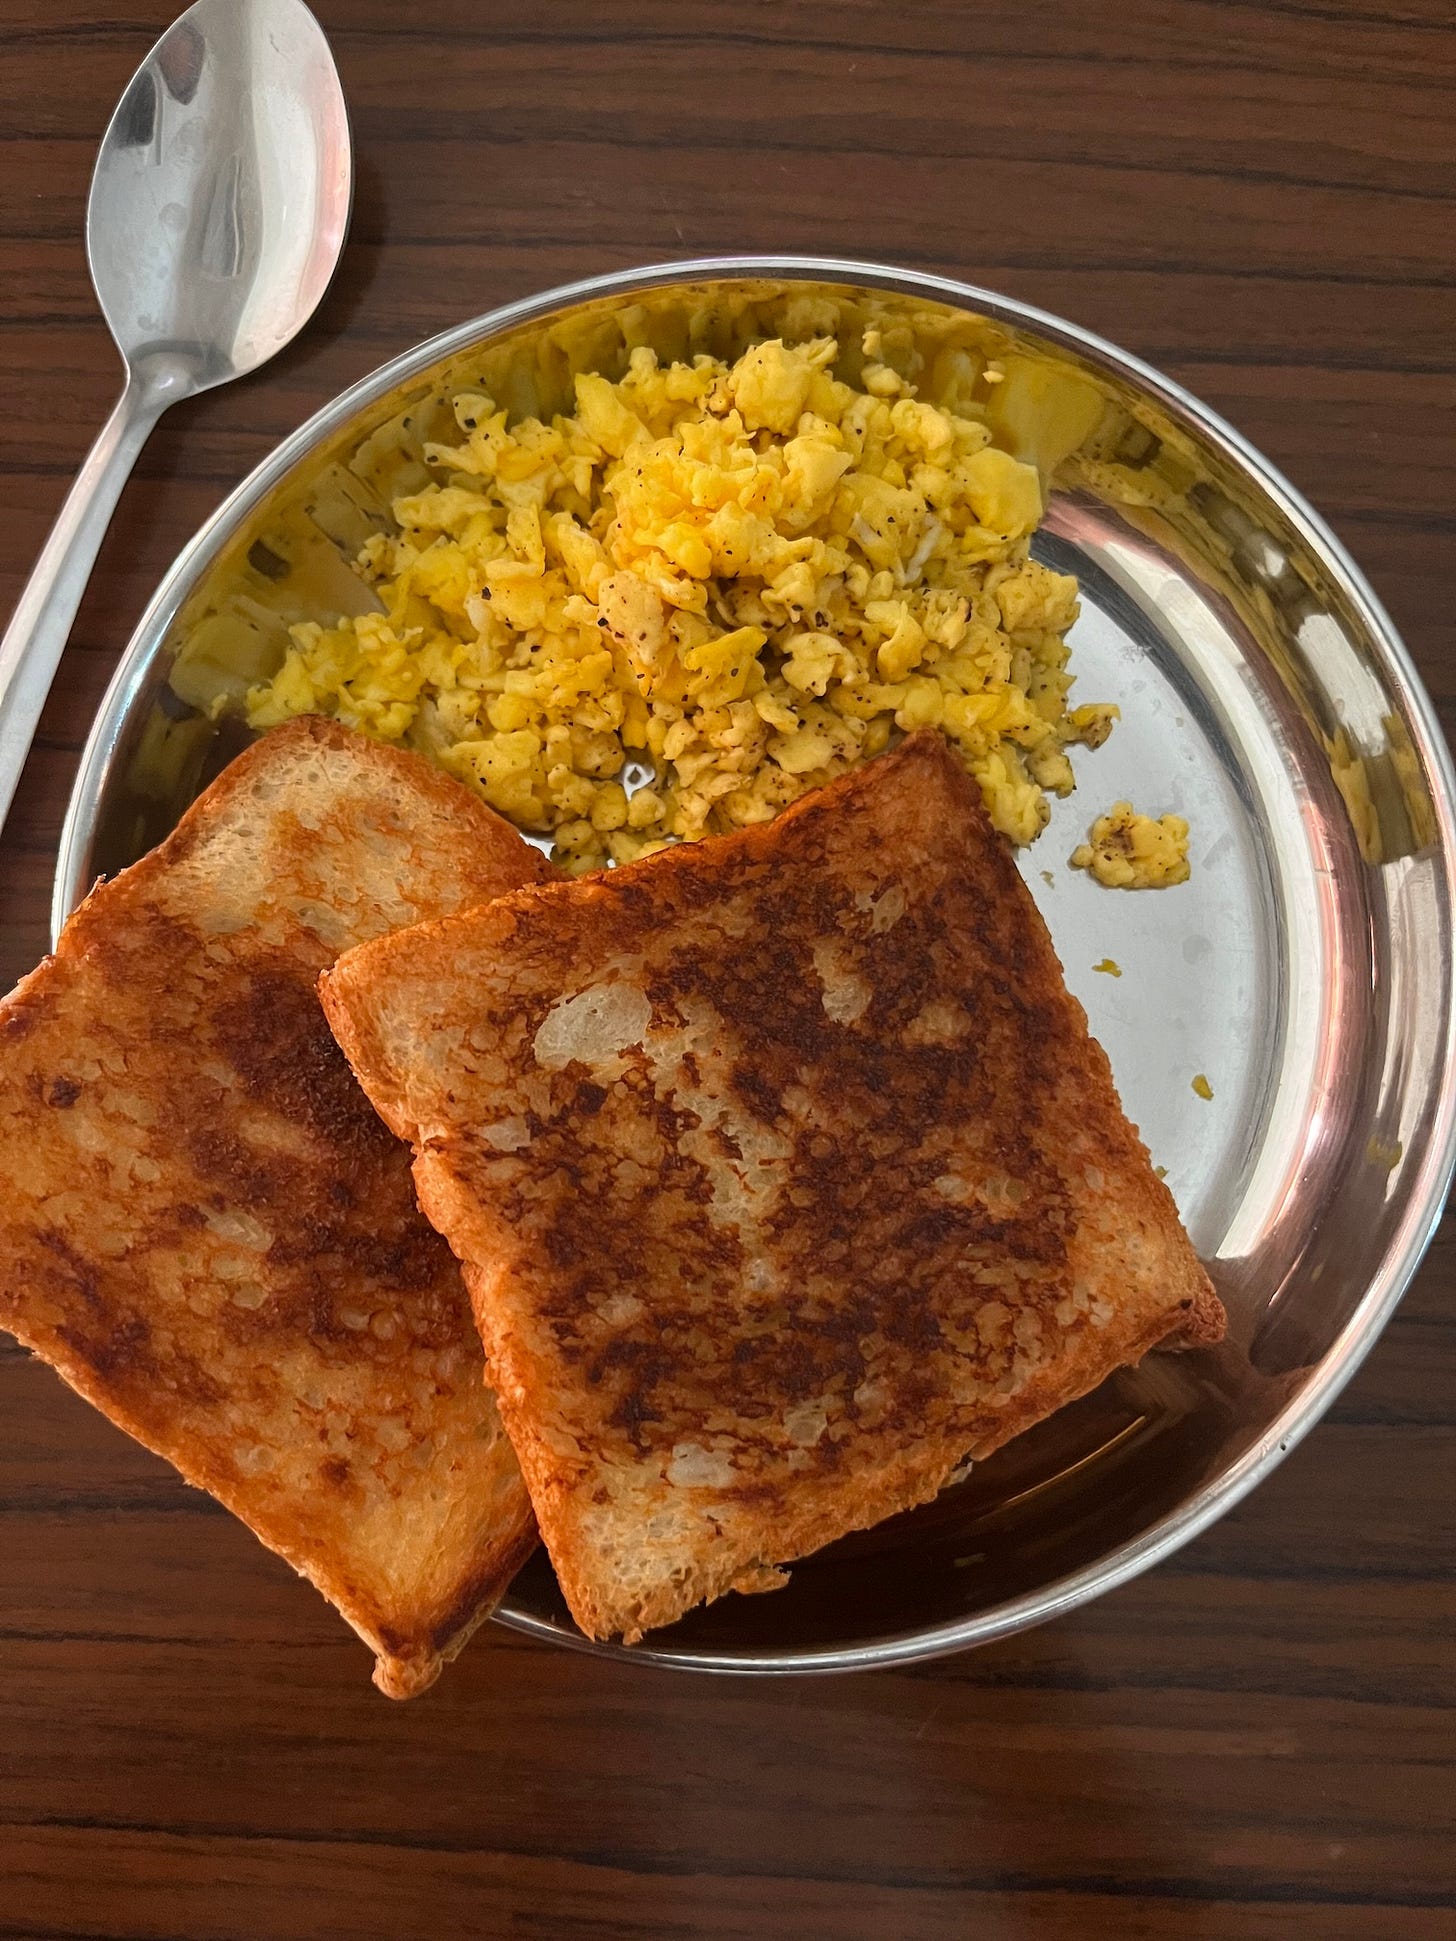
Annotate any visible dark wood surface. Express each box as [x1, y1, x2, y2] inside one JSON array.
[[2, 3, 1453, 1935]]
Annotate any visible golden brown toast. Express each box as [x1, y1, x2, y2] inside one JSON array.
[[0, 717, 551, 1696], [321, 731, 1223, 1644]]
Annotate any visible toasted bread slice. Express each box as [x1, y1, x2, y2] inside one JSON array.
[[321, 731, 1223, 1644], [0, 717, 551, 1696]]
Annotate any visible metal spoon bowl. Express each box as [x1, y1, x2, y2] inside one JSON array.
[[0, 0, 350, 838]]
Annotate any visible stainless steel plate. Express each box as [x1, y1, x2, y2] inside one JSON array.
[[53, 259, 1456, 1672]]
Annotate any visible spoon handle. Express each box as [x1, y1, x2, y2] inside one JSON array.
[[0, 378, 164, 840]]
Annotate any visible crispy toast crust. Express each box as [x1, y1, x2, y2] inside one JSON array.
[[322, 731, 1223, 1644], [0, 717, 550, 1695]]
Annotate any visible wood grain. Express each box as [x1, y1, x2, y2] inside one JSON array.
[[0, 3, 1452, 1935]]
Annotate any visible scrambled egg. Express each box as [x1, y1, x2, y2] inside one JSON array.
[[247, 333, 1119, 871], [1071, 802, 1190, 889]]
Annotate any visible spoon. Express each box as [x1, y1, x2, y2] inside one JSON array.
[[0, 0, 351, 838]]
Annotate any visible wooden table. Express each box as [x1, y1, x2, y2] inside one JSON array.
[[2, 4, 1452, 1935]]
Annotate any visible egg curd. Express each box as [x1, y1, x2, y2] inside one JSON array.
[[246, 331, 1121, 871], [1071, 802, 1191, 889]]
